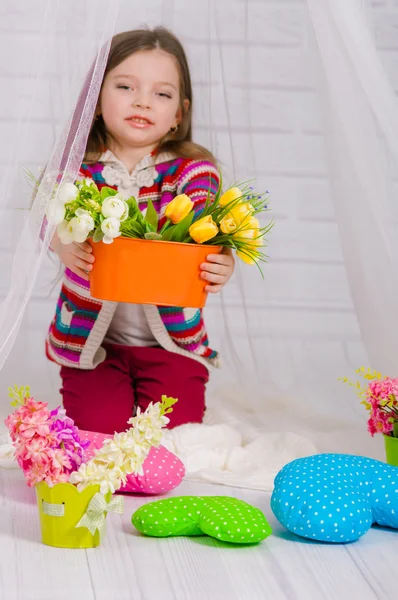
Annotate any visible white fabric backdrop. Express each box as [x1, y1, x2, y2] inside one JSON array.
[[1, 0, 396, 482]]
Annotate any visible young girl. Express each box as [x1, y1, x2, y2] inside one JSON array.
[[47, 27, 235, 435]]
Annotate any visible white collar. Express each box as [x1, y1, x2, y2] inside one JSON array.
[[99, 149, 175, 200], [99, 149, 175, 171]]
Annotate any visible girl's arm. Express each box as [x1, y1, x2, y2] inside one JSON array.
[[176, 160, 220, 217], [176, 160, 235, 293], [50, 229, 94, 281]]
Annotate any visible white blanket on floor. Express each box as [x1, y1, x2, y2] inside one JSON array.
[[0, 406, 317, 492], [160, 408, 317, 491]]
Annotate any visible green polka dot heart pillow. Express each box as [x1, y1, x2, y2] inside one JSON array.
[[132, 496, 205, 537], [199, 496, 271, 543], [132, 496, 272, 544]]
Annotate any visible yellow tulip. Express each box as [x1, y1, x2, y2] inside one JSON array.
[[229, 202, 253, 225], [234, 227, 263, 248], [236, 250, 258, 265], [164, 194, 194, 224], [189, 216, 219, 243], [241, 216, 260, 231], [220, 215, 238, 234], [219, 187, 243, 207]]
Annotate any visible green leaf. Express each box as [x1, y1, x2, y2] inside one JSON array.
[[160, 395, 179, 416], [23, 167, 40, 189], [126, 196, 138, 212], [202, 169, 222, 217], [145, 222, 156, 234], [161, 226, 175, 241], [120, 220, 145, 238], [393, 421, 398, 438], [168, 211, 195, 242], [126, 197, 145, 225], [202, 185, 213, 217], [93, 227, 104, 242], [100, 186, 118, 200], [8, 385, 31, 407], [144, 232, 163, 240], [145, 199, 159, 232]]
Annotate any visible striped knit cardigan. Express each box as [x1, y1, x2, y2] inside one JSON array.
[[46, 150, 221, 371]]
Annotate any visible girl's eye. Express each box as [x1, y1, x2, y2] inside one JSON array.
[[117, 85, 132, 91], [157, 92, 172, 98]]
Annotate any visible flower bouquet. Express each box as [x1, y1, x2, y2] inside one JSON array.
[[5, 385, 177, 548], [49, 175, 273, 307], [340, 367, 398, 466]]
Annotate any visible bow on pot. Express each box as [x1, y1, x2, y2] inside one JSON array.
[[75, 492, 124, 537]]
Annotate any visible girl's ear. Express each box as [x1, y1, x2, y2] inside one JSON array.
[[176, 99, 190, 124]]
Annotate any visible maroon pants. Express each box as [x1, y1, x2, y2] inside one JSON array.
[[60, 344, 209, 435]]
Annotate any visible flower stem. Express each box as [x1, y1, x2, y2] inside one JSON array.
[[160, 219, 171, 234]]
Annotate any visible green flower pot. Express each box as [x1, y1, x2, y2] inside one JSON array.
[[383, 434, 398, 467]]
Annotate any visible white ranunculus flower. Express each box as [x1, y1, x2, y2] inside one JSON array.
[[56, 182, 79, 206], [66, 209, 95, 243], [102, 196, 128, 220], [47, 201, 66, 226], [75, 208, 94, 222], [120, 200, 129, 222], [101, 217, 121, 244], [57, 220, 74, 245]]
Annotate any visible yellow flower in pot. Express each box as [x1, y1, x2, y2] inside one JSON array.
[[220, 215, 238, 234], [47, 175, 273, 305], [219, 187, 243, 207], [164, 194, 194, 224], [233, 220, 263, 265], [229, 202, 254, 225], [189, 216, 219, 243]]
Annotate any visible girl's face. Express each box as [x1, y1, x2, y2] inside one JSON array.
[[99, 49, 185, 152]]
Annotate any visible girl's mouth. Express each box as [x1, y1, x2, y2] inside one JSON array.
[[126, 116, 153, 129]]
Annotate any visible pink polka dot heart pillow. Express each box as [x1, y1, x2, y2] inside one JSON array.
[[79, 429, 185, 495]]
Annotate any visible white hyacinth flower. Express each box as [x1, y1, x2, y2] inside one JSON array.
[[69, 397, 172, 493]]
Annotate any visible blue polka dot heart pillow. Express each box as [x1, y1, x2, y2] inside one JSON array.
[[271, 453, 398, 543]]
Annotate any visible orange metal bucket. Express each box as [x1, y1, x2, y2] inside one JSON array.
[[89, 237, 222, 308]]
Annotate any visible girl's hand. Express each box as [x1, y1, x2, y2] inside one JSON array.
[[200, 248, 235, 294], [50, 231, 95, 281]]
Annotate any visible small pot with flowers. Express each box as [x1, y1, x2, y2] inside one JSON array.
[[5, 385, 177, 548], [340, 367, 398, 466], [50, 173, 273, 308]]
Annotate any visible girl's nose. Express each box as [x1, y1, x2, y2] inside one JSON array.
[[133, 95, 151, 110]]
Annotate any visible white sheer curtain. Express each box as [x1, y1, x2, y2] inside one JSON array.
[[1, 0, 397, 461], [0, 0, 118, 370], [307, 0, 398, 374]]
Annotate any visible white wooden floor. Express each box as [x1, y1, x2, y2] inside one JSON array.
[[0, 468, 396, 600]]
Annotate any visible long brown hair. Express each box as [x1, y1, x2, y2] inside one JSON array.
[[85, 27, 216, 165]]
